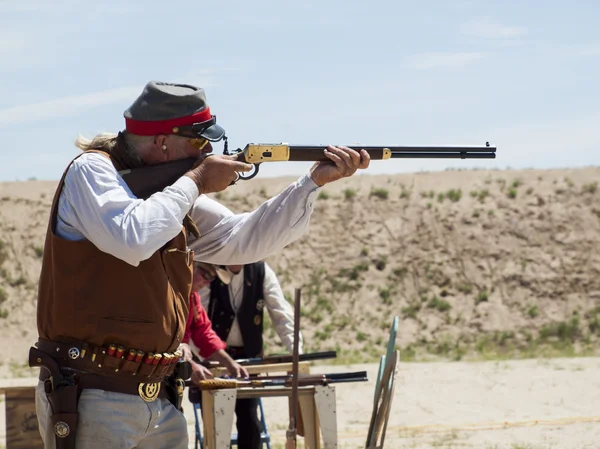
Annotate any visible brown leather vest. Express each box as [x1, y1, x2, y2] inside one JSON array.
[[36, 152, 192, 354]]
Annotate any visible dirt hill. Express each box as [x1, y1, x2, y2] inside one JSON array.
[[1, 166, 599, 372]]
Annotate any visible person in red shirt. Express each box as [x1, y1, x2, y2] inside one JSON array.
[[180, 262, 249, 384]]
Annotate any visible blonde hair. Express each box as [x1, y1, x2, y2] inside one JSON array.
[[74, 132, 119, 153], [74, 132, 155, 165]]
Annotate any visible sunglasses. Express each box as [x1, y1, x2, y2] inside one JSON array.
[[189, 138, 210, 151], [194, 263, 216, 282]]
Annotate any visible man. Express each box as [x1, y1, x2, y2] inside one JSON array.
[[180, 261, 249, 385], [32, 80, 370, 449], [200, 262, 302, 449]]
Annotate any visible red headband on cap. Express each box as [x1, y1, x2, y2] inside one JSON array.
[[124, 107, 212, 136]]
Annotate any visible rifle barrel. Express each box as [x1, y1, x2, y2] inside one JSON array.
[[284, 144, 496, 161], [236, 350, 337, 365], [249, 370, 368, 382], [320, 370, 367, 380], [389, 151, 495, 159], [324, 376, 368, 384]]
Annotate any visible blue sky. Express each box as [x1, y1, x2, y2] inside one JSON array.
[[1, 0, 599, 181]]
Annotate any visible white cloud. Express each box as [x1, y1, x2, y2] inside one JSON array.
[[0, 2, 49, 13], [0, 30, 29, 54], [0, 86, 143, 126], [404, 52, 487, 70], [461, 20, 527, 39], [578, 47, 600, 56], [0, 73, 219, 126], [177, 68, 230, 87], [444, 112, 600, 171]]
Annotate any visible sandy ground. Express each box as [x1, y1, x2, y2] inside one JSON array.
[[218, 358, 600, 449], [2, 358, 598, 449], [180, 358, 600, 449]]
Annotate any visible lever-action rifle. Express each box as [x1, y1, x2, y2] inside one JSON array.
[[235, 350, 336, 366], [186, 371, 369, 389], [120, 142, 497, 198], [248, 371, 368, 382], [198, 350, 337, 369]]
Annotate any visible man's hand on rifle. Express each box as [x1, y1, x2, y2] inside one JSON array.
[[309, 145, 370, 187], [224, 359, 249, 379], [191, 360, 215, 384], [185, 155, 253, 194], [207, 349, 250, 378]]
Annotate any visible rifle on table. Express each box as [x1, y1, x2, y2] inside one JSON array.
[[236, 350, 337, 366], [119, 141, 497, 196], [196, 350, 337, 369], [188, 371, 368, 390], [249, 370, 368, 383]]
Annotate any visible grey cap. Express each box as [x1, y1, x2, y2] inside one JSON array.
[[123, 81, 226, 141]]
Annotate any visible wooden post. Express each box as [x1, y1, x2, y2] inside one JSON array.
[[314, 386, 337, 449], [201, 388, 237, 449], [298, 392, 320, 449]]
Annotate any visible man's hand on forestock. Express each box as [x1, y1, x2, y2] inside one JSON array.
[[191, 360, 215, 384], [226, 360, 249, 379], [309, 145, 370, 187], [185, 154, 253, 194]]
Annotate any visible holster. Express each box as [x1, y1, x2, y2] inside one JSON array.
[[29, 346, 80, 449], [164, 360, 191, 412]]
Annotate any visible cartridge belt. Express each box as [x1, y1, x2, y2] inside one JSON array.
[[38, 369, 170, 403], [36, 338, 179, 383]]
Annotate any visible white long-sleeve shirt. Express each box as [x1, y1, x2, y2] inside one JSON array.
[[55, 152, 319, 266], [199, 263, 303, 354]]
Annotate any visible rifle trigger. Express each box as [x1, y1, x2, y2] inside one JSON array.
[[238, 163, 260, 181]]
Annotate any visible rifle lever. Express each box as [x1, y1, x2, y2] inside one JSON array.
[[226, 144, 260, 181], [239, 163, 260, 180]]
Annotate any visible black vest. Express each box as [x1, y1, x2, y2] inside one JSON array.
[[207, 262, 266, 358]]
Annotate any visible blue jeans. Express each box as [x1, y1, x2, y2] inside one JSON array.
[[35, 381, 188, 449]]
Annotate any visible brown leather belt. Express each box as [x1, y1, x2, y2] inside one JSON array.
[[38, 369, 170, 402], [36, 338, 176, 383]]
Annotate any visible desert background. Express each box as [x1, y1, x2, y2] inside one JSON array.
[[0, 165, 599, 448]]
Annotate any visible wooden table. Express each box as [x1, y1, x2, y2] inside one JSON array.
[[0, 364, 341, 449], [0, 377, 43, 449], [202, 362, 339, 449]]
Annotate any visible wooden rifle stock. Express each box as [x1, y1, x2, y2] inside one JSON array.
[[118, 157, 197, 199]]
